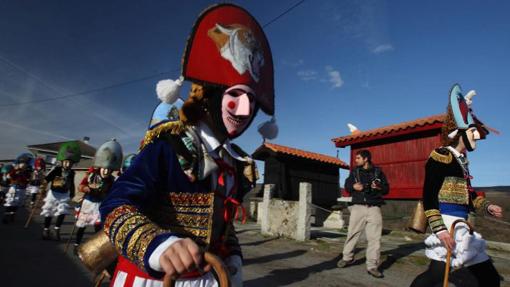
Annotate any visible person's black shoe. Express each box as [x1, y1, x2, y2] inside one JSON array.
[[337, 259, 354, 268], [367, 268, 384, 278], [53, 228, 61, 241], [73, 244, 80, 256], [42, 228, 50, 240]]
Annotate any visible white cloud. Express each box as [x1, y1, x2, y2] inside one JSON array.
[[297, 69, 318, 81], [372, 43, 394, 54], [325, 66, 344, 89], [296, 66, 344, 89], [283, 59, 304, 67]]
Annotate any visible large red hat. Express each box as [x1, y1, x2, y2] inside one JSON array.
[[182, 4, 274, 116]]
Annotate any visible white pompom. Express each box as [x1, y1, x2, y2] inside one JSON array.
[[465, 90, 476, 106], [258, 117, 279, 140], [156, 76, 184, 104]]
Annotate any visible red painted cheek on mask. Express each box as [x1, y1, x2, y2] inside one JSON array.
[[228, 101, 236, 110]]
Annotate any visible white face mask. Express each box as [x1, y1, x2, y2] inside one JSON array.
[[472, 129, 481, 140], [100, 168, 111, 178], [465, 127, 479, 151]]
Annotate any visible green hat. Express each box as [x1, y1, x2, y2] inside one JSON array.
[[57, 141, 82, 163]]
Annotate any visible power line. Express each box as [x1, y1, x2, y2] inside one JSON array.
[[0, 0, 305, 108], [263, 0, 305, 28], [0, 69, 178, 107]]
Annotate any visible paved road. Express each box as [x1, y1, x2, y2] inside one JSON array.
[[0, 206, 100, 287], [1, 206, 509, 287]]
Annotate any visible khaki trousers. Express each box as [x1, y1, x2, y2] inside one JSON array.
[[342, 204, 383, 270]]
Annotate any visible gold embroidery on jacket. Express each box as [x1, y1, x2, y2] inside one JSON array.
[[438, 177, 469, 205]]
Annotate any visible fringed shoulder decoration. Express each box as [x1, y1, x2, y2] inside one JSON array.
[[139, 121, 186, 151], [429, 149, 453, 164]]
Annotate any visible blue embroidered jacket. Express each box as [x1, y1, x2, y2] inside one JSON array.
[[100, 136, 252, 278]]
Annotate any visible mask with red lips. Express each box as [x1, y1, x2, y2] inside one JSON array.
[[217, 84, 257, 139]]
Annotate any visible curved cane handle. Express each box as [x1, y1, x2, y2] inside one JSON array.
[[163, 252, 230, 287], [449, 219, 475, 237]]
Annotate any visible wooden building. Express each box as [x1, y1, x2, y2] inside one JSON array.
[[332, 114, 445, 199], [253, 142, 349, 207]]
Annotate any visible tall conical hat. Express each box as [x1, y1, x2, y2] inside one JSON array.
[[94, 139, 124, 170], [57, 141, 82, 163], [15, 153, 34, 165], [182, 4, 274, 116], [34, 157, 46, 170], [443, 84, 490, 142], [1, 164, 14, 174]]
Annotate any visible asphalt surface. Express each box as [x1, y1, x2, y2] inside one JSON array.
[[1, 205, 509, 287], [0, 205, 101, 287]]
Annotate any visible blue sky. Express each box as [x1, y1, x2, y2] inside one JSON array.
[[0, 1, 509, 186]]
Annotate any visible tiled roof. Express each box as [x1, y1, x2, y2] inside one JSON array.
[[332, 114, 445, 147], [253, 142, 349, 169]]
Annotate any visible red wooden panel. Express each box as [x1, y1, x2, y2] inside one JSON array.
[[348, 132, 441, 199]]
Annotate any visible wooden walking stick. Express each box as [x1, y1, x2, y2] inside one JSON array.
[[443, 219, 475, 287], [163, 252, 231, 287], [24, 182, 47, 229], [93, 270, 110, 287], [65, 199, 84, 252]]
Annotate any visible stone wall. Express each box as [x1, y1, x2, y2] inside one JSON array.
[[259, 183, 312, 241], [265, 199, 299, 238]]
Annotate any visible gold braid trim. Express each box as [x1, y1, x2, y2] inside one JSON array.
[[429, 150, 453, 164], [126, 223, 153, 258], [105, 205, 168, 272], [104, 205, 137, 233], [139, 121, 186, 151], [438, 177, 469, 205], [114, 215, 148, 250], [424, 209, 447, 233], [131, 228, 159, 267], [424, 209, 441, 218], [473, 196, 491, 215], [136, 229, 167, 270]]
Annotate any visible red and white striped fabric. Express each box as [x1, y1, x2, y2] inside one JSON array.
[[111, 256, 217, 287]]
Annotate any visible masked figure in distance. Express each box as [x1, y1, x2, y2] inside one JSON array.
[[0, 164, 14, 204], [28, 157, 46, 207], [74, 139, 123, 253], [40, 141, 81, 240], [2, 153, 33, 223]]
